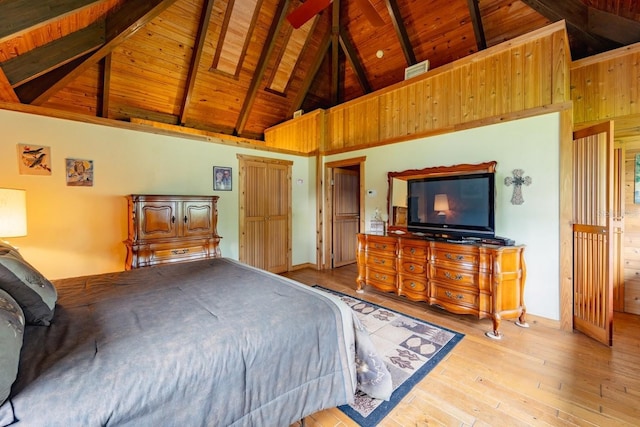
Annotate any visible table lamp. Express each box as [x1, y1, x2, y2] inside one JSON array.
[[434, 193, 449, 216], [0, 188, 27, 244]]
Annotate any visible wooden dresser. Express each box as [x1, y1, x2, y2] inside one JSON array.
[[125, 195, 222, 269], [356, 233, 527, 338]]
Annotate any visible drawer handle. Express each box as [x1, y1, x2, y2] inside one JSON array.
[[375, 244, 387, 250], [410, 248, 416, 254], [374, 274, 387, 280], [445, 253, 464, 261], [374, 258, 387, 265], [171, 216, 176, 223], [444, 271, 463, 280], [171, 249, 189, 255], [410, 282, 416, 288], [409, 264, 415, 271], [445, 290, 464, 300]]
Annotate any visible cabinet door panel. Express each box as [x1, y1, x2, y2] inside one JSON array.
[[183, 201, 213, 237], [139, 202, 179, 239]]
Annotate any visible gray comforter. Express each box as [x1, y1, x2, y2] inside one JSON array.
[[0, 258, 367, 426]]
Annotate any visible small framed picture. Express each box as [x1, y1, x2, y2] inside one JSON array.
[[17, 144, 52, 175], [66, 158, 94, 186], [213, 166, 232, 191]]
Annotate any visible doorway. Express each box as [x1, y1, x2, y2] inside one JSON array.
[[323, 157, 366, 269], [237, 154, 292, 273]]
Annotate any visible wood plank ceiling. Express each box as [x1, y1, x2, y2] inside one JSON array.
[[0, 0, 639, 140]]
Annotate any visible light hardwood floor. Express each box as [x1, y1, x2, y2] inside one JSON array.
[[284, 264, 640, 427]]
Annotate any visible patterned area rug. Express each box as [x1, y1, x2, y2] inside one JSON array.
[[315, 286, 464, 426]]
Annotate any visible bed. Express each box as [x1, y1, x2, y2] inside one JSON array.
[[0, 249, 391, 427]]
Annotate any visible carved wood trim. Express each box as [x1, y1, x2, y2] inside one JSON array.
[[386, 161, 497, 231]]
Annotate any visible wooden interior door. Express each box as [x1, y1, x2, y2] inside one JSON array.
[[573, 121, 616, 346], [266, 163, 289, 272], [332, 167, 360, 267], [239, 155, 292, 273]]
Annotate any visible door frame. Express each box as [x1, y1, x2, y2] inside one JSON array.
[[321, 156, 366, 270]]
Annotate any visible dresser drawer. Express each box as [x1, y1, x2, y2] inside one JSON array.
[[150, 241, 209, 261], [366, 267, 397, 292], [399, 241, 428, 259], [399, 276, 428, 293], [432, 265, 477, 287], [432, 247, 478, 268], [399, 260, 426, 275], [399, 276, 428, 301], [131, 240, 213, 268], [431, 283, 479, 309], [366, 253, 396, 272], [366, 236, 397, 255]]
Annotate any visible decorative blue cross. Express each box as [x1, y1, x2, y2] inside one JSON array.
[[504, 169, 531, 205]]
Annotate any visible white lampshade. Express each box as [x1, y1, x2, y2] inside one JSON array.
[[0, 188, 27, 238], [434, 193, 449, 214]]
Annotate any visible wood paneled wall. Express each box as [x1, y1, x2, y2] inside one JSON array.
[[572, 42, 640, 126], [264, 109, 324, 154], [623, 141, 640, 315], [264, 21, 571, 154], [572, 41, 640, 316]]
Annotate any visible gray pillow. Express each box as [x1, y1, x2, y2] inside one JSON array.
[[0, 249, 57, 326], [0, 288, 25, 406]]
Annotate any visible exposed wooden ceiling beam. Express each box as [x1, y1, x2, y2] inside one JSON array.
[[235, 0, 292, 136], [339, 27, 371, 93], [587, 7, 640, 45], [100, 53, 112, 118], [331, 0, 340, 105], [288, 28, 332, 116], [466, 0, 487, 52], [0, 68, 19, 102], [0, 0, 102, 43], [180, 0, 215, 126], [2, 21, 105, 87], [20, 0, 178, 106], [520, 0, 620, 55], [385, 0, 416, 66], [14, 54, 89, 103]]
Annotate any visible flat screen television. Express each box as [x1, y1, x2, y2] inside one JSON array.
[[407, 172, 495, 238]]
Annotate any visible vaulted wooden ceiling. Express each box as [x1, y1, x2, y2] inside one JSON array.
[[0, 0, 638, 140]]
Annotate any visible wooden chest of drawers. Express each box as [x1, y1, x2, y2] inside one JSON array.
[[356, 233, 526, 339], [361, 235, 397, 293]]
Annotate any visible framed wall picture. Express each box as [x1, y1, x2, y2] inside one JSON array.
[[213, 166, 232, 191], [17, 144, 52, 175], [66, 158, 94, 186]]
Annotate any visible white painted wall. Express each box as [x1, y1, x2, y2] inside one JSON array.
[[0, 109, 315, 279], [324, 113, 561, 320]]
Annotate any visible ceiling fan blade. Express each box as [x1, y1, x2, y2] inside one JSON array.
[[354, 0, 384, 27], [286, 0, 332, 29]]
